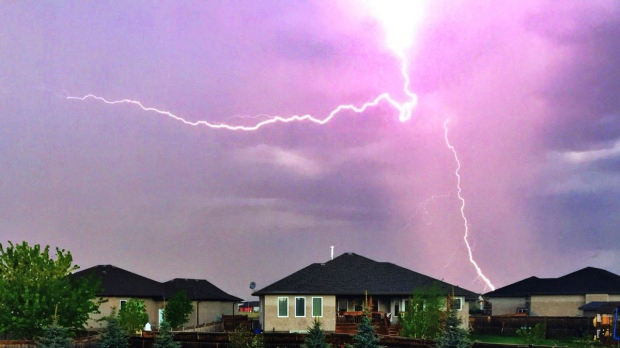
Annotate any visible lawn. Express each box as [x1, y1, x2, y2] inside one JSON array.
[[468, 333, 605, 348]]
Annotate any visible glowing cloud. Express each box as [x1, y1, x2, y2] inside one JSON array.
[[361, 0, 427, 52]]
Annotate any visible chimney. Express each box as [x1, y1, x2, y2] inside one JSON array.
[[330, 246, 334, 260]]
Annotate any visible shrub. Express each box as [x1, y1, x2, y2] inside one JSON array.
[[37, 323, 71, 348], [515, 323, 546, 345]]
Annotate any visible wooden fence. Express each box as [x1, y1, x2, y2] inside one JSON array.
[[470, 316, 596, 339], [127, 332, 433, 348]]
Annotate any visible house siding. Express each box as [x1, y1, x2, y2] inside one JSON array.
[[488, 297, 528, 316], [262, 295, 336, 332], [186, 300, 238, 326], [85, 297, 163, 330], [530, 295, 584, 316], [490, 294, 620, 317], [86, 298, 238, 330]]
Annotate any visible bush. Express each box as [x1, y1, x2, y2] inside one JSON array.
[[37, 323, 71, 348], [515, 323, 546, 345], [229, 326, 264, 348]]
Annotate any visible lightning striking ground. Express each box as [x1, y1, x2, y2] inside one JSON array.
[[68, 1, 496, 291], [443, 119, 496, 291]]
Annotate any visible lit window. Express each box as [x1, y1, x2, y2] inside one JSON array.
[[312, 298, 323, 317], [295, 297, 306, 317], [278, 297, 288, 317]]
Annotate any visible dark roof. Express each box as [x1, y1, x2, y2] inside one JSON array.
[[71, 265, 240, 302], [163, 278, 242, 302], [579, 301, 620, 313], [71, 265, 164, 299], [252, 252, 479, 300], [485, 267, 620, 297]]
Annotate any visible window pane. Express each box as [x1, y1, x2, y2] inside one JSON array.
[[278, 297, 288, 317], [451, 298, 462, 310], [312, 298, 322, 317], [295, 297, 305, 317]]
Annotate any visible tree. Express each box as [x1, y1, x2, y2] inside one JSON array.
[[153, 320, 180, 348], [436, 309, 471, 348], [118, 299, 149, 334], [399, 283, 447, 339], [303, 318, 330, 348], [99, 310, 129, 348], [37, 322, 71, 348], [0, 241, 103, 339], [164, 291, 193, 328], [349, 315, 380, 348]]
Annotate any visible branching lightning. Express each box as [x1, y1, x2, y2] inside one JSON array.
[[67, 54, 416, 130], [443, 119, 496, 291], [67, 1, 496, 291]]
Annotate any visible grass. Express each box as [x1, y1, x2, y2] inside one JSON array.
[[237, 312, 260, 320], [468, 333, 606, 348]]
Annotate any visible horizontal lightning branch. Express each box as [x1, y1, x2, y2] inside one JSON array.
[[67, 54, 417, 131]]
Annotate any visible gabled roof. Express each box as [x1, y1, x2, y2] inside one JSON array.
[[579, 301, 620, 313], [252, 252, 479, 299], [71, 265, 241, 302], [71, 265, 163, 299], [484, 267, 620, 297], [163, 278, 242, 302]]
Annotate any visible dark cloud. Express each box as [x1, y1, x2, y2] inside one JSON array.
[[526, 3, 620, 151], [1, 1, 620, 298]]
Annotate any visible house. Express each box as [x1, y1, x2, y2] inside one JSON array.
[[71, 265, 242, 330], [484, 267, 620, 316], [252, 252, 479, 333]]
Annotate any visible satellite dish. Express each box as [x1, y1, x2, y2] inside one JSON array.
[[249, 281, 256, 290]]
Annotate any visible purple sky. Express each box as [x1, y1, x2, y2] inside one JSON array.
[[1, 1, 619, 299]]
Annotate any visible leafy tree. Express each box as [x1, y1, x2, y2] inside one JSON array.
[[153, 320, 180, 348], [229, 326, 264, 348], [399, 283, 447, 339], [118, 298, 149, 334], [164, 291, 193, 328], [436, 309, 471, 348], [303, 318, 330, 348], [0, 241, 103, 339], [99, 309, 129, 348], [37, 322, 71, 348]]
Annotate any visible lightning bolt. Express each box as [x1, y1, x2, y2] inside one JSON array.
[[67, 54, 416, 130], [443, 119, 496, 291], [67, 2, 496, 291], [399, 194, 450, 232]]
